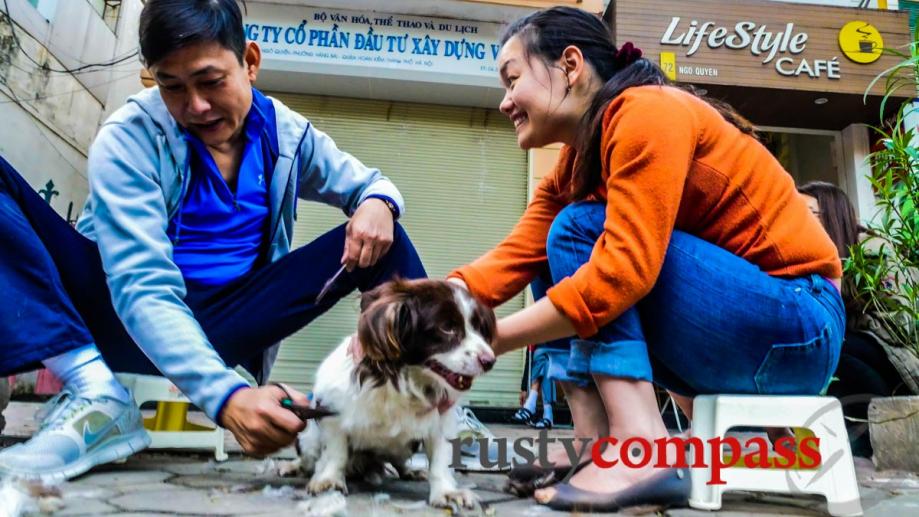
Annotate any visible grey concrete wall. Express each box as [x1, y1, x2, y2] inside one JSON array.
[[0, 0, 145, 214]]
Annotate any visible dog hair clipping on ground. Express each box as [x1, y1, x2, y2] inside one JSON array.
[[296, 491, 348, 516], [371, 492, 391, 504], [256, 457, 279, 475], [0, 477, 63, 517], [259, 484, 295, 499]]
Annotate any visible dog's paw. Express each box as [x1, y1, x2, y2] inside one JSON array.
[[429, 488, 479, 510], [307, 475, 348, 495]]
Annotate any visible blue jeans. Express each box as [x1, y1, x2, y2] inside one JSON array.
[[543, 202, 844, 396], [0, 155, 426, 379], [529, 275, 570, 405]]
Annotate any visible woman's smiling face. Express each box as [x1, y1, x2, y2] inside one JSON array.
[[497, 36, 574, 150]]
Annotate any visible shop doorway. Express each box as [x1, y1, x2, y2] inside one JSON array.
[[760, 127, 847, 190]]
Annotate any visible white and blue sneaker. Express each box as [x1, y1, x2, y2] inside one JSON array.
[[454, 406, 504, 467], [0, 388, 150, 482]]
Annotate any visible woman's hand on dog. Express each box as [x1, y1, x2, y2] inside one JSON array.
[[445, 277, 577, 358], [341, 198, 394, 271], [220, 385, 309, 457], [446, 277, 469, 291]]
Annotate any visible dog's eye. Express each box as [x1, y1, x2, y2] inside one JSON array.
[[439, 327, 456, 337]]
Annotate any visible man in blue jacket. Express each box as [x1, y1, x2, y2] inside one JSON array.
[[0, 0, 425, 481]]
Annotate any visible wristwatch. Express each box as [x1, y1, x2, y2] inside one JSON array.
[[368, 196, 399, 220]]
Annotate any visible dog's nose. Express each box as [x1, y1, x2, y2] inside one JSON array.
[[478, 353, 496, 372]]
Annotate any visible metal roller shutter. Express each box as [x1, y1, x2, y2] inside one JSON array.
[[267, 93, 528, 408]]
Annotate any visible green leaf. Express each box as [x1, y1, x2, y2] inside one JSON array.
[[861, 40, 919, 358]]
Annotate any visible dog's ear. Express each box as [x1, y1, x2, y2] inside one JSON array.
[[358, 282, 416, 363], [359, 282, 385, 313], [471, 295, 497, 344]]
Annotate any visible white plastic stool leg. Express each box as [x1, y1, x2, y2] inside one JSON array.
[[115, 373, 229, 461], [788, 399, 862, 516], [688, 395, 863, 517], [688, 395, 724, 510]]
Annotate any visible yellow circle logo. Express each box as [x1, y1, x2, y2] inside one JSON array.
[[839, 21, 883, 64]]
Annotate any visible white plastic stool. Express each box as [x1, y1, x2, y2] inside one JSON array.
[[116, 373, 228, 461], [689, 395, 862, 516]]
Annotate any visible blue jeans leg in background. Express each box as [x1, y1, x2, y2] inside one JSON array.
[[544, 201, 844, 396], [530, 273, 584, 389]]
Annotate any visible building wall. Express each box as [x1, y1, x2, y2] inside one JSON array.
[[1, 0, 905, 216], [102, 0, 145, 121], [771, 0, 898, 7], [762, 0, 909, 219], [0, 0, 144, 217]]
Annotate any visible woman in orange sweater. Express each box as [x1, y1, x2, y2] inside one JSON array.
[[448, 7, 844, 512]]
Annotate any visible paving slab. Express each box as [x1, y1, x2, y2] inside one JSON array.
[[69, 470, 173, 488], [3, 401, 919, 516], [857, 486, 891, 510], [864, 492, 919, 516], [109, 488, 301, 515], [56, 485, 118, 500], [169, 474, 291, 491], [107, 514, 182, 517], [54, 498, 119, 516], [859, 468, 919, 491]]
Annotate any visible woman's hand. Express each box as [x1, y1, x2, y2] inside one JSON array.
[[494, 297, 577, 356], [446, 277, 469, 290], [447, 278, 576, 356]]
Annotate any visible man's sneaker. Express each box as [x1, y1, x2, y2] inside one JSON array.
[[454, 406, 505, 466], [0, 388, 150, 482]]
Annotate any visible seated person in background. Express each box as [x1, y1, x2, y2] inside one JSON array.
[[513, 346, 557, 429], [797, 181, 905, 457], [512, 277, 565, 429]]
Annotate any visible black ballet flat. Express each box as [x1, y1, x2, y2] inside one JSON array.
[[540, 467, 691, 513]]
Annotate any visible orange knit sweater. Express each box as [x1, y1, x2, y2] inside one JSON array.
[[450, 85, 842, 338]]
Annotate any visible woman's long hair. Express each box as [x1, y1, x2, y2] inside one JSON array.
[[501, 7, 756, 201], [797, 181, 867, 321], [797, 181, 863, 259]]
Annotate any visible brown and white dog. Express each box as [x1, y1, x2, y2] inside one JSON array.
[[295, 279, 497, 509]]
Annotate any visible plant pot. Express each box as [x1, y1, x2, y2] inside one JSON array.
[[869, 395, 919, 472]]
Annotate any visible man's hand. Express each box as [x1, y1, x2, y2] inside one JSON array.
[[219, 384, 308, 457], [341, 198, 394, 271]]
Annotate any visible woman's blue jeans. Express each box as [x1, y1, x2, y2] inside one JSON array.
[[539, 202, 844, 396]]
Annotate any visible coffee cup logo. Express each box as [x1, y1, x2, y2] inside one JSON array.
[[839, 21, 883, 64]]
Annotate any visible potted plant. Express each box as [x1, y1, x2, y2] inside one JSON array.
[[847, 25, 919, 472]]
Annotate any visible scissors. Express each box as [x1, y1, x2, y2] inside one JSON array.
[[271, 382, 338, 421], [280, 398, 338, 421], [315, 264, 347, 304]]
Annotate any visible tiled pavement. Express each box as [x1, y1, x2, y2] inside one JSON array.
[[2, 401, 917, 516]]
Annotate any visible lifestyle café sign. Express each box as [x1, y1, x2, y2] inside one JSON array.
[[244, 6, 501, 80], [660, 17, 842, 79]]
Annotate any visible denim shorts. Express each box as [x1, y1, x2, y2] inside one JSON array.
[[532, 201, 844, 397]]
